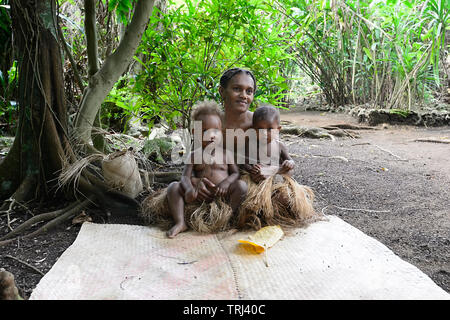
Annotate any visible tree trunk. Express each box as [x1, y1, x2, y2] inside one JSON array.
[[0, 0, 73, 202], [74, 0, 155, 146]]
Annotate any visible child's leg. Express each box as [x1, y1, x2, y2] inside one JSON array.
[[166, 182, 188, 238], [227, 180, 248, 227]]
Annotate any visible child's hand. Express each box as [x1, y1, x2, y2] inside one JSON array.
[[196, 178, 216, 202], [215, 180, 231, 197], [250, 171, 266, 183], [278, 160, 295, 174], [249, 164, 261, 175], [248, 164, 264, 183]]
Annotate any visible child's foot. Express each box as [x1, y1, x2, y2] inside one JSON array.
[[167, 223, 188, 238], [0, 269, 21, 300]]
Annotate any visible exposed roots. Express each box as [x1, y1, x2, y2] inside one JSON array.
[[0, 200, 81, 241], [0, 197, 92, 248], [280, 122, 379, 141], [0, 198, 32, 232], [412, 138, 450, 144]]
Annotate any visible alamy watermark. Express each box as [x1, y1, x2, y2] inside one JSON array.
[[170, 120, 280, 165]]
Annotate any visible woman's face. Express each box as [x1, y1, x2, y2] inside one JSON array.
[[219, 72, 255, 114]]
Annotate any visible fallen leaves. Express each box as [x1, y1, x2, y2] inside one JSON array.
[[72, 211, 92, 225]]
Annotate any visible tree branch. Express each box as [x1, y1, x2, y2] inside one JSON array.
[[74, 0, 156, 145], [84, 0, 100, 78]]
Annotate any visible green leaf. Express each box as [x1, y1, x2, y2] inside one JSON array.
[[362, 47, 373, 61]]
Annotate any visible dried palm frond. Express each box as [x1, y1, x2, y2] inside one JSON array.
[[140, 188, 234, 233], [239, 172, 322, 230], [57, 153, 104, 192]]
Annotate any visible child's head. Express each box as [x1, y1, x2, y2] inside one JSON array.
[[252, 104, 281, 143], [191, 100, 223, 148]]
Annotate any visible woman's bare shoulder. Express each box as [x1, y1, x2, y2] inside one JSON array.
[[243, 111, 254, 130]]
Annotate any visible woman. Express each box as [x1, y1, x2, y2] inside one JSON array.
[[192, 68, 257, 202], [219, 68, 256, 132], [196, 68, 319, 230], [140, 69, 256, 234]]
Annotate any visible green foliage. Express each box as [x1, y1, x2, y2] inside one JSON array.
[[0, 0, 15, 122], [54, 0, 450, 136], [142, 137, 176, 163], [101, 76, 141, 132], [107, 0, 136, 25], [278, 0, 450, 110], [0, 61, 18, 128], [134, 0, 292, 129], [389, 108, 411, 117]]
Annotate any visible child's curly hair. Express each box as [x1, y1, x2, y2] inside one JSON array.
[[191, 100, 224, 122]]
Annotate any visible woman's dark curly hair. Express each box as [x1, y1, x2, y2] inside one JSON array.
[[219, 68, 256, 91]]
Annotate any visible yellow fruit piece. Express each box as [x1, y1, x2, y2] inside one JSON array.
[[238, 225, 284, 254]]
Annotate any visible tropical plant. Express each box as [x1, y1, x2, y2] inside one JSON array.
[[275, 0, 450, 110], [134, 0, 293, 129], [0, 61, 18, 128]]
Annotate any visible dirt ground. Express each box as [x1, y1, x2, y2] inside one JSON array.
[[0, 110, 449, 299]]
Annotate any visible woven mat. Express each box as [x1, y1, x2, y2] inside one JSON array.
[[30, 215, 449, 300]]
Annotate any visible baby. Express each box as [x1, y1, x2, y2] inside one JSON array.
[[239, 104, 319, 229], [143, 100, 247, 238], [242, 103, 295, 182]]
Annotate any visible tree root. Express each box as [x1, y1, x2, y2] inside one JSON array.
[[0, 201, 81, 241], [412, 138, 450, 144], [280, 122, 381, 140], [322, 127, 360, 139], [281, 125, 335, 140], [320, 124, 379, 130], [372, 144, 408, 161], [322, 204, 390, 215], [0, 198, 92, 248], [2, 255, 45, 276], [147, 171, 182, 184]]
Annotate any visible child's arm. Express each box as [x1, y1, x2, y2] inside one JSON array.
[[215, 163, 240, 197], [215, 151, 240, 197], [180, 163, 197, 203], [278, 141, 295, 176], [186, 151, 215, 202], [238, 139, 253, 173]]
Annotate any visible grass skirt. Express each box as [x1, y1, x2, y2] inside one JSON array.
[[139, 188, 234, 233], [238, 173, 322, 230]]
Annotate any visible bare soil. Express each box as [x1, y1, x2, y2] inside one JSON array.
[[282, 110, 450, 294], [0, 110, 449, 299]]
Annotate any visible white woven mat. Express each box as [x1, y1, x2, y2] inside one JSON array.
[[30, 215, 449, 300]]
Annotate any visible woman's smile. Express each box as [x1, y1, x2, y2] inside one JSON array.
[[220, 72, 255, 112]]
